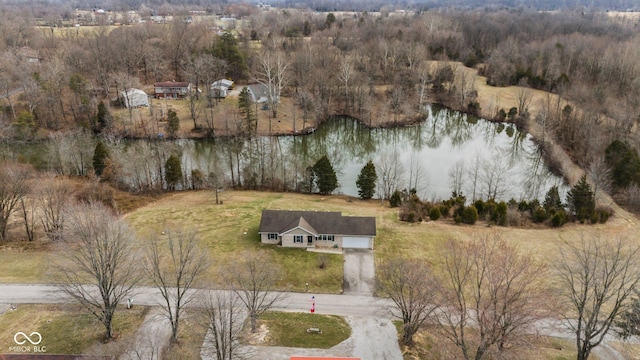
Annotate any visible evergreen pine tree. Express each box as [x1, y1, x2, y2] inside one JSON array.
[[96, 101, 109, 131], [93, 141, 109, 177], [165, 154, 182, 190], [566, 175, 595, 222], [166, 109, 180, 138], [313, 155, 338, 195], [238, 88, 255, 136], [212, 32, 247, 80], [605, 140, 640, 189], [356, 160, 377, 199], [543, 185, 563, 212]]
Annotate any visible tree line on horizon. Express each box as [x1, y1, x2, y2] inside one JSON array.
[[1, 5, 640, 211]]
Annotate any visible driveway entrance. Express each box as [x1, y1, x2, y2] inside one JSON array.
[[343, 249, 375, 295]]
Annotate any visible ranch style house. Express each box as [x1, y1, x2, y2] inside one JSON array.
[[258, 210, 376, 250], [153, 81, 191, 99]]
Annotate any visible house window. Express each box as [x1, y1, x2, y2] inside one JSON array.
[[319, 234, 335, 241], [294, 235, 303, 243], [267, 233, 278, 240]]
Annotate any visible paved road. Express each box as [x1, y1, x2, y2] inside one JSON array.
[[0, 284, 389, 318], [0, 284, 628, 360]]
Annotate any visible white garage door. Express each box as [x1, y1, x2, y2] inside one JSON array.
[[343, 237, 371, 249]]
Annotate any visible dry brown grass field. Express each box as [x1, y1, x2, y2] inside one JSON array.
[[111, 89, 310, 138]]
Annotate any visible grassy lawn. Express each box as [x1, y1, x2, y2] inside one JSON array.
[[256, 311, 351, 349], [2, 189, 637, 292], [125, 191, 347, 293], [0, 246, 50, 283], [0, 304, 146, 355], [161, 308, 208, 360], [401, 324, 580, 360], [610, 341, 640, 360]]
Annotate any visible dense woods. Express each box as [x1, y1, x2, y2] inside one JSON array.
[[1, 2, 640, 218]]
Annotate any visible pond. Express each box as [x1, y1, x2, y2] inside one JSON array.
[[180, 106, 566, 201], [0, 106, 567, 202]]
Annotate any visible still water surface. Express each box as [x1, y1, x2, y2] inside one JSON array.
[[181, 106, 566, 201]]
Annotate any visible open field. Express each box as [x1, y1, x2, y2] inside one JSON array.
[[111, 88, 314, 138], [1, 190, 638, 288], [0, 304, 146, 355]]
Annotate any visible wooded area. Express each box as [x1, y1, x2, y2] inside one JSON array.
[[1, 4, 640, 211]]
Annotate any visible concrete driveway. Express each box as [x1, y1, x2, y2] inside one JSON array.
[[343, 249, 375, 295]]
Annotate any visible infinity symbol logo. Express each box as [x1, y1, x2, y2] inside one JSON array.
[[14, 332, 42, 345]]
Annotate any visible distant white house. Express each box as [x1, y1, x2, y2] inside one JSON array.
[[210, 79, 234, 98], [120, 88, 149, 108]]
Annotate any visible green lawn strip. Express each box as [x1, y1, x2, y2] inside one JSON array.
[[162, 309, 208, 360], [126, 191, 344, 293], [0, 304, 147, 355], [0, 251, 49, 283], [258, 311, 351, 349]]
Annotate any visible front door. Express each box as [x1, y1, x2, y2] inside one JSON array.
[[307, 235, 313, 245]]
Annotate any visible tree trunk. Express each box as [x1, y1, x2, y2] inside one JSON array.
[[250, 312, 258, 333], [103, 312, 114, 339]]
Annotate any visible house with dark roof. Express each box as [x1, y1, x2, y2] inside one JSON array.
[[153, 81, 191, 99], [258, 210, 376, 250]]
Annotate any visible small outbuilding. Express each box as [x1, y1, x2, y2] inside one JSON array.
[[210, 79, 234, 99], [211, 79, 234, 89], [120, 88, 149, 108]]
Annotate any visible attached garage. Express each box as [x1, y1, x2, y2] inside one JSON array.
[[342, 236, 373, 249]]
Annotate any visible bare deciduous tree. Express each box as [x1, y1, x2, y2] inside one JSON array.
[[200, 290, 251, 360], [587, 156, 612, 200], [56, 202, 139, 340], [224, 252, 287, 333], [377, 152, 405, 200], [376, 258, 438, 346], [436, 233, 549, 360], [143, 228, 209, 344], [449, 159, 465, 196], [516, 79, 533, 117], [556, 235, 640, 360], [38, 175, 71, 241], [254, 48, 290, 118], [0, 162, 32, 242]]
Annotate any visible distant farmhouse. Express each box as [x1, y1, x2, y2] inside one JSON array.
[[258, 210, 376, 250], [153, 81, 191, 99]]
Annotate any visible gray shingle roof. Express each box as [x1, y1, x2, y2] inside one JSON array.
[[259, 210, 376, 236]]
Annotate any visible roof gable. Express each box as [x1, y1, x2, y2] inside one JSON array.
[[280, 216, 318, 235]]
